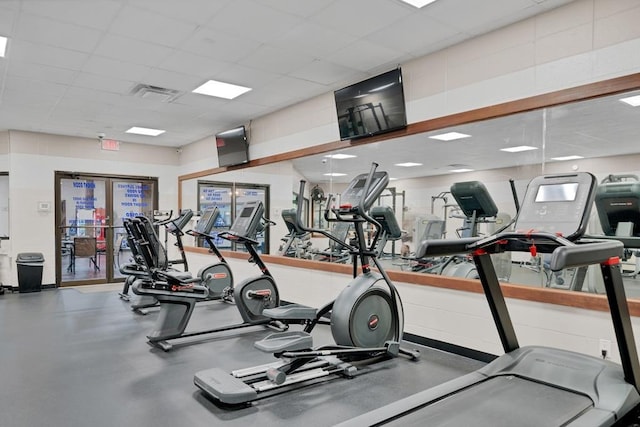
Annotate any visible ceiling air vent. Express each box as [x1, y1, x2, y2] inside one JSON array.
[[130, 84, 180, 102]]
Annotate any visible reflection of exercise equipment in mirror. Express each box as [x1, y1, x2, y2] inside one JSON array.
[[194, 163, 419, 406], [310, 184, 326, 230], [595, 174, 640, 278], [278, 208, 313, 259], [338, 171, 640, 427], [339, 102, 391, 137], [409, 181, 511, 281]]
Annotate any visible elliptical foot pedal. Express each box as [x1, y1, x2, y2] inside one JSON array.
[[149, 340, 173, 352], [194, 367, 258, 405], [118, 293, 130, 301], [262, 304, 317, 321], [254, 331, 313, 353]]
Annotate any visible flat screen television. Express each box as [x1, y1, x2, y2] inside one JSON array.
[[215, 125, 249, 167], [334, 68, 407, 141]]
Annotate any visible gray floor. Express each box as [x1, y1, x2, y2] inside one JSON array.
[[0, 287, 484, 427]]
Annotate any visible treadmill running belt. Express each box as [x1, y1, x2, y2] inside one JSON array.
[[387, 375, 593, 427]]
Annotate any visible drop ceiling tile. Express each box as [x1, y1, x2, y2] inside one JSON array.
[[7, 61, 77, 85], [244, 75, 328, 108], [0, 6, 17, 35], [14, 12, 103, 53], [238, 44, 315, 75], [158, 50, 231, 79], [289, 59, 363, 86], [310, 0, 411, 38], [109, 4, 199, 47], [93, 34, 173, 67], [365, 13, 461, 54], [253, 0, 336, 17], [213, 63, 281, 90], [81, 55, 152, 82], [8, 39, 89, 70], [204, 0, 300, 43], [179, 26, 261, 63], [271, 21, 358, 57], [321, 39, 411, 73], [19, 0, 122, 31], [72, 72, 136, 95], [133, 0, 232, 26]]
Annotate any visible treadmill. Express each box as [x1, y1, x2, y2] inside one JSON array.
[[337, 172, 640, 427]]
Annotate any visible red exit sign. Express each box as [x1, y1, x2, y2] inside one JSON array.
[[101, 139, 120, 151]]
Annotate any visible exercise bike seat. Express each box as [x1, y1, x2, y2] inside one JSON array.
[[262, 303, 317, 321]]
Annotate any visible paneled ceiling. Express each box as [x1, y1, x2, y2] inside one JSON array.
[[0, 0, 574, 147]]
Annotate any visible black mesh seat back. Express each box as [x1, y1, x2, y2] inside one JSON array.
[[137, 216, 168, 270]]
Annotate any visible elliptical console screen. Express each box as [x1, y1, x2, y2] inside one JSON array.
[[515, 173, 596, 240], [341, 171, 389, 210]]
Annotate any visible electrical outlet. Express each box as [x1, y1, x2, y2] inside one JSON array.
[[599, 339, 612, 359]]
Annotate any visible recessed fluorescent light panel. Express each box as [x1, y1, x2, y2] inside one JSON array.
[[0, 36, 7, 57], [450, 168, 474, 173], [323, 172, 347, 177], [551, 155, 584, 161], [126, 126, 165, 136], [324, 154, 357, 160], [192, 79, 252, 99], [620, 95, 640, 107], [429, 132, 471, 141], [395, 162, 423, 167], [500, 145, 538, 153], [400, 0, 438, 8]]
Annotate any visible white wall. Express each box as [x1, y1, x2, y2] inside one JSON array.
[[6, 130, 180, 286]]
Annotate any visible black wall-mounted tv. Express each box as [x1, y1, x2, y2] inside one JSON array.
[[334, 68, 407, 141], [215, 125, 249, 167]]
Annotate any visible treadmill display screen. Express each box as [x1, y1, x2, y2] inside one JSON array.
[[535, 183, 578, 202], [240, 207, 253, 218]]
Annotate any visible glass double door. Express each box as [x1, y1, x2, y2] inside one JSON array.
[[56, 173, 157, 286]]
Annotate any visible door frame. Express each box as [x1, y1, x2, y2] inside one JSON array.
[[55, 171, 159, 287]]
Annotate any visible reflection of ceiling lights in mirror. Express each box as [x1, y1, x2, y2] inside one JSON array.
[[192, 79, 252, 99], [395, 162, 423, 167], [450, 168, 474, 173], [551, 155, 584, 161], [324, 154, 357, 159], [323, 172, 347, 177], [620, 95, 640, 107], [500, 145, 538, 153], [429, 132, 471, 141], [370, 83, 395, 92], [400, 0, 438, 8], [125, 126, 166, 136], [0, 36, 7, 57]]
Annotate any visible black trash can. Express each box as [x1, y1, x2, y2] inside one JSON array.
[[16, 252, 45, 293]]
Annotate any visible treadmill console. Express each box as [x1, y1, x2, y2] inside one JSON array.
[[515, 172, 596, 240], [229, 200, 264, 238], [340, 171, 389, 210], [194, 207, 219, 235]]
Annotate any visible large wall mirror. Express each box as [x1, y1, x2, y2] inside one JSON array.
[[180, 73, 640, 313]]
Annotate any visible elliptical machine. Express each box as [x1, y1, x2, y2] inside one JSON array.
[[130, 201, 285, 351], [194, 163, 419, 406]]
